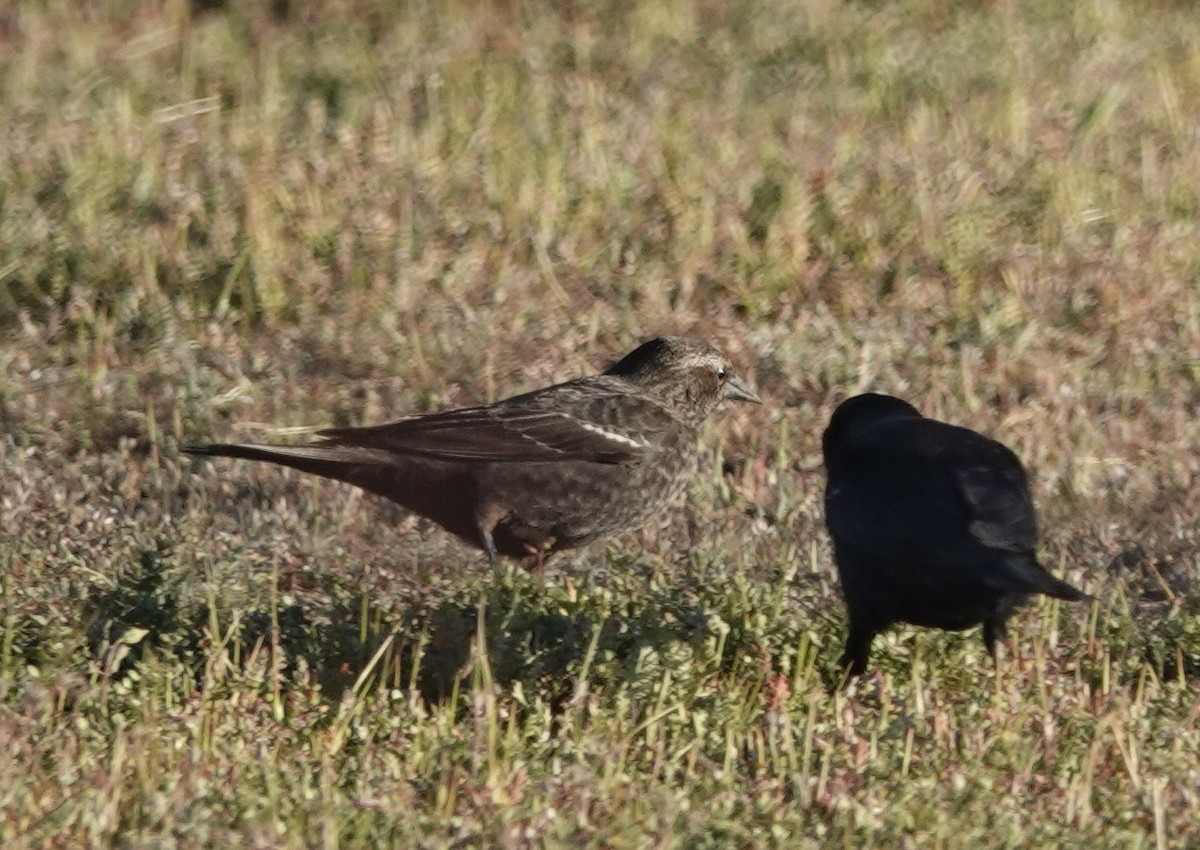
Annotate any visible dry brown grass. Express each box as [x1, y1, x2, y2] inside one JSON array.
[[1, 0, 1198, 847]]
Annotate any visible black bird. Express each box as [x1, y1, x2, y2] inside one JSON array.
[[185, 337, 760, 566], [821, 393, 1088, 676]]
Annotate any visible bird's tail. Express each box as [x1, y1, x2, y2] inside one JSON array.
[[182, 442, 398, 495], [1039, 572, 1092, 602], [183, 441, 484, 551], [1006, 555, 1093, 602]]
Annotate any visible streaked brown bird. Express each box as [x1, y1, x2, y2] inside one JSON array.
[[185, 337, 760, 566], [822, 393, 1089, 676]]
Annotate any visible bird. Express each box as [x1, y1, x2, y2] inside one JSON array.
[[821, 393, 1089, 676], [184, 337, 760, 567]]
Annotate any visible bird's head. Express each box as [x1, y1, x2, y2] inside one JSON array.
[[822, 393, 921, 462], [605, 337, 761, 423]]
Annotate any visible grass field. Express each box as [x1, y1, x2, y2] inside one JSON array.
[[2, 0, 1199, 846]]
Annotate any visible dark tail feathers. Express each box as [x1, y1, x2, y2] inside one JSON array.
[[181, 442, 396, 493], [1021, 559, 1092, 603], [1001, 554, 1092, 602], [1040, 572, 1092, 603]]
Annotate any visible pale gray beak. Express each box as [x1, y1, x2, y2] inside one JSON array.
[[723, 374, 762, 404]]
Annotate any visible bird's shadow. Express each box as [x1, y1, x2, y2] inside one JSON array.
[[79, 549, 737, 711]]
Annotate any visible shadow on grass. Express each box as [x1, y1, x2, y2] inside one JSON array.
[[77, 547, 758, 710], [75, 539, 1197, 710]]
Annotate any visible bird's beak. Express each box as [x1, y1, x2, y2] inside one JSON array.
[[723, 374, 762, 404]]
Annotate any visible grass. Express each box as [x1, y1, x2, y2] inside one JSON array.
[[2, 0, 1198, 846]]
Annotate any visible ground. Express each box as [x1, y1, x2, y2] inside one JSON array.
[[1, 0, 1198, 847]]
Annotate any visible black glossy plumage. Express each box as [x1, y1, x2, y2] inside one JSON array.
[[185, 337, 759, 565], [822, 393, 1088, 675]]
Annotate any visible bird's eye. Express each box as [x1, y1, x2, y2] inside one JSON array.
[[716, 366, 727, 380]]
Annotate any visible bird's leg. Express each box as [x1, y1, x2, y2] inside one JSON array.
[[983, 617, 1008, 661], [839, 618, 875, 679], [522, 543, 550, 580], [479, 528, 500, 571]]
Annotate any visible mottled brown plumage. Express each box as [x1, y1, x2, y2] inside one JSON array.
[[185, 337, 760, 565]]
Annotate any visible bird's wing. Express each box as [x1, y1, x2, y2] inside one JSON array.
[[316, 383, 670, 464], [825, 423, 1037, 565], [955, 460, 1038, 551]]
